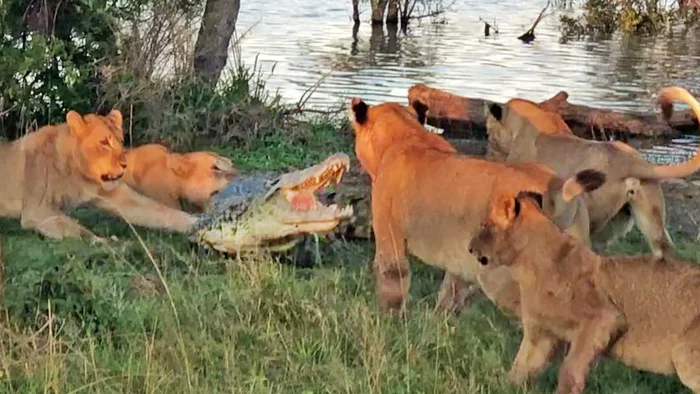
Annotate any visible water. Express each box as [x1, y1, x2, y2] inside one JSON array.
[[233, 0, 700, 161]]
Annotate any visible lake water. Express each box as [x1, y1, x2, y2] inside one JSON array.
[[233, 0, 700, 161]]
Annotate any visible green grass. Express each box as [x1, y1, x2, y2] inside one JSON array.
[[0, 122, 697, 393]]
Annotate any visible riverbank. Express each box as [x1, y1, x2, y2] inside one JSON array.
[[1, 109, 699, 392]]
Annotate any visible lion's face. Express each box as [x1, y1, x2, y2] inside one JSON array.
[[171, 152, 238, 204], [469, 192, 544, 269], [66, 109, 127, 186]]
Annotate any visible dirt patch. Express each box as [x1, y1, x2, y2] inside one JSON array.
[[661, 179, 700, 239]]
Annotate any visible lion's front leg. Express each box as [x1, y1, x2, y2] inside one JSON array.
[[555, 308, 625, 394], [94, 183, 197, 233], [371, 200, 409, 314], [509, 322, 559, 386], [20, 152, 96, 240], [20, 209, 96, 240]]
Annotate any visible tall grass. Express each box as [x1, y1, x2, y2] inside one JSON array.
[[0, 210, 697, 393]]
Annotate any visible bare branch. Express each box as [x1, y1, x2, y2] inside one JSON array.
[[518, 0, 550, 43], [478, 16, 499, 36]]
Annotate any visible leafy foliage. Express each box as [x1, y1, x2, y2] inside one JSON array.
[[559, 0, 700, 42]]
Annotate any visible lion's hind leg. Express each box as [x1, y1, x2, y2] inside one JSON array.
[[435, 272, 480, 314], [629, 181, 675, 257]]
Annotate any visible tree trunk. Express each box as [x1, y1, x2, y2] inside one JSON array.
[[386, 0, 399, 24], [371, 0, 389, 25], [352, 0, 360, 24], [407, 83, 698, 140], [0, 235, 4, 308], [193, 0, 241, 85]]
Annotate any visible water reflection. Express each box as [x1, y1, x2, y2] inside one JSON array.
[[233, 0, 700, 113]]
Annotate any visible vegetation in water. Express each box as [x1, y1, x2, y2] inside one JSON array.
[[559, 0, 700, 42]]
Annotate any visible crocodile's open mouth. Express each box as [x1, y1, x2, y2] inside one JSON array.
[[280, 154, 353, 222]]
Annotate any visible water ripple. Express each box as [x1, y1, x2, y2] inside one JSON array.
[[233, 0, 700, 115]]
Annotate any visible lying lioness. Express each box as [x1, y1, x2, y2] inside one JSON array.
[[486, 86, 700, 258], [0, 110, 197, 240], [348, 98, 605, 314], [123, 144, 238, 212], [468, 190, 700, 394]]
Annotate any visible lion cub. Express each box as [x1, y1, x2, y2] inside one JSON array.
[[469, 191, 700, 394], [122, 144, 238, 212]]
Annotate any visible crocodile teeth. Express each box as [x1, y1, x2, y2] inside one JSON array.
[[339, 206, 353, 217]]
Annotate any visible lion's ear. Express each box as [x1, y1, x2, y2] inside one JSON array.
[[492, 194, 519, 228], [516, 191, 543, 210], [66, 111, 87, 137], [488, 103, 503, 122], [107, 109, 123, 130], [350, 97, 369, 125], [562, 169, 606, 202], [411, 100, 429, 125]]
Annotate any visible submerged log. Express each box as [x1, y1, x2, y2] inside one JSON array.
[[407, 84, 699, 140]]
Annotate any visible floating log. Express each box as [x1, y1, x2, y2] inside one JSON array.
[[407, 84, 699, 140]]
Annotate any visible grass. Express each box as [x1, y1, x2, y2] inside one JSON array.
[[0, 118, 697, 394]]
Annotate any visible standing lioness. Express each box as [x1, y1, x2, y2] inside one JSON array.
[[487, 86, 700, 258], [469, 192, 700, 394], [0, 109, 197, 240], [348, 98, 604, 314]]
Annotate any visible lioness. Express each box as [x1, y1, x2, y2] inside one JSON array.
[[486, 86, 700, 258], [468, 191, 700, 394], [348, 98, 605, 314], [123, 144, 238, 212], [0, 109, 197, 240], [485, 97, 573, 161]]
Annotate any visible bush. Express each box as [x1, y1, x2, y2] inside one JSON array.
[[0, 0, 288, 150], [559, 0, 700, 42]]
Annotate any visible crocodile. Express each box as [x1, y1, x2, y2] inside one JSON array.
[[189, 153, 354, 254]]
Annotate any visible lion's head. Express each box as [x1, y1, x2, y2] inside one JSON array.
[[348, 98, 452, 179], [66, 109, 127, 186], [169, 151, 238, 205], [485, 98, 573, 161], [469, 191, 554, 269]]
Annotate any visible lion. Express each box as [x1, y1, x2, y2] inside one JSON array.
[[485, 97, 573, 161], [348, 98, 605, 314], [122, 144, 238, 212], [485, 86, 700, 258], [468, 191, 700, 394], [0, 109, 198, 240]]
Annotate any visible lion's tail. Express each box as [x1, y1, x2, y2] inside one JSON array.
[[636, 86, 700, 180]]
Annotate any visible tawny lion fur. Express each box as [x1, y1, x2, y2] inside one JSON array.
[[485, 97, 573, 161], [486, 86, 700, 258], [348, 98, 604, 314], [122, 144, 238, 212], [0, 109, 197, 240], [469, 192, 700, 394]]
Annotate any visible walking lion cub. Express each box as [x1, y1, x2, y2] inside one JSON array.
[[468, 189, 700, 394]]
